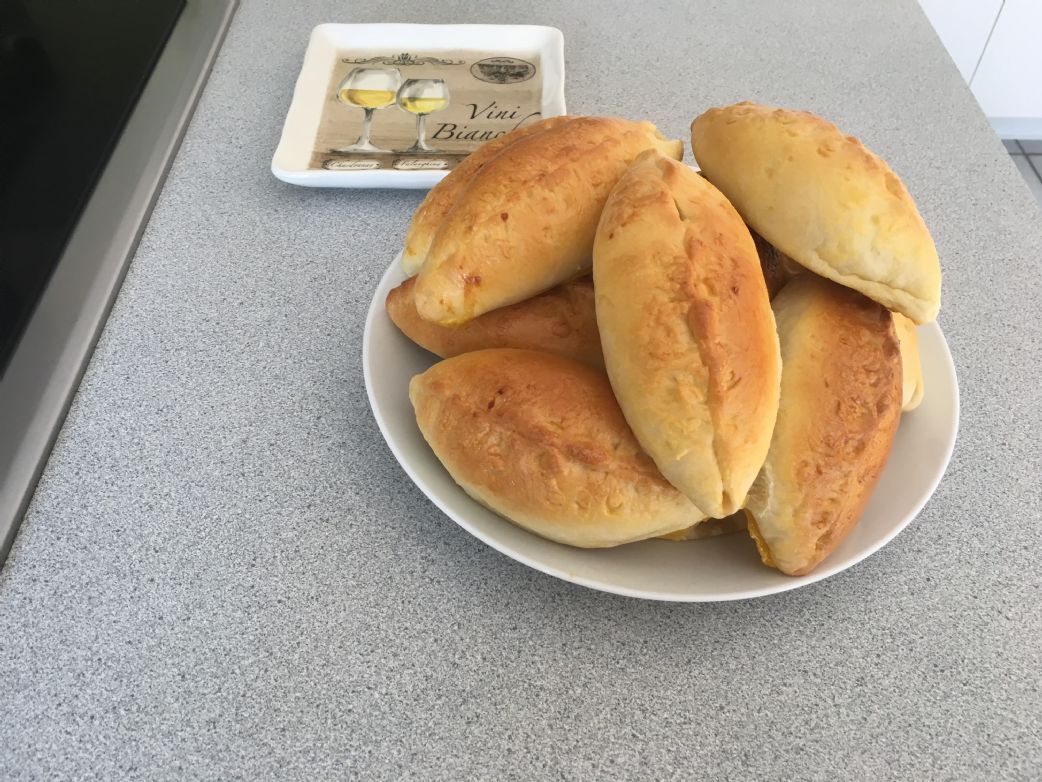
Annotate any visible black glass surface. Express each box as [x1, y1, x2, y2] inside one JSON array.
[[0, 0, 185, 375]]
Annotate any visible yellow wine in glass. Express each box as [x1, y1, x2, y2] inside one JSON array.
[[399, 96, 449, 114], [334, 68, 402, 153], [396, 79, 450, 153], [340, 88, 397, 109]]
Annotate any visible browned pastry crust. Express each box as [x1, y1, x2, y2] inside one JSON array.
[[744, 274, 903, 576], [691, 102, 941, 324], [594, 150, 781, 518], [409, 349, 705, 547], [400, 115, 577, 275], [386, 275, 604, 369], [413, 117, 683, 325]]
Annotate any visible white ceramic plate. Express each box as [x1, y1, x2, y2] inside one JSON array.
[[272, 24, 567, 189], [363, 256, 959, 601]]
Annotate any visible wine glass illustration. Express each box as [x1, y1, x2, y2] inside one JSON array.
[[396, 78, 450, 153], [334, 67, 402, 153]]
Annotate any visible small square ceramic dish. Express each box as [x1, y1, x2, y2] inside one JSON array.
[[272, 24, 567, 189]]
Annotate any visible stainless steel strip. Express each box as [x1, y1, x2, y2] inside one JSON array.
[[0, 0, 238, 565]]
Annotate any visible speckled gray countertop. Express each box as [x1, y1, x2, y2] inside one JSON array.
[[2, 0, 1041, 778]]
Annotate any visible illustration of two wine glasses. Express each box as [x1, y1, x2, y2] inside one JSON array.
[[335, 67, 448, 154]]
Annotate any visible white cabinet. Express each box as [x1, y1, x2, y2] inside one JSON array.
[[919, 0, 1042, 138], [971, 0, 1042, 138], [918, 0, 1003, 81]]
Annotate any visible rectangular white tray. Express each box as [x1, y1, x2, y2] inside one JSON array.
[[271, 23, 567, 189]]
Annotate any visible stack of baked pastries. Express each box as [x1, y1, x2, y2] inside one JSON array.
[[385, 104, 940, 576]]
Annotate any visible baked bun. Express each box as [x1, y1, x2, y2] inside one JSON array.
[[691, 102, 941, 324], [387, 275, 603, 369], [409, 349, 704, 547], [594, 150, 781, 518], [744, 274, 902, 576], [413, 117, 684, 325], [401, 116, 576, 275], [893, 312, 924, 411]]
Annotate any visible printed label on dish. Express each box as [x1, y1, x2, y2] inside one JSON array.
[[323, 159, 381, 170], [393, 158, 449, 171], [309, 49, 545, 172], [470, 57, 536, 84]]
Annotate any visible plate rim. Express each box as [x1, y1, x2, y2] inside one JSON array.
[[363, 255, 960, 601]]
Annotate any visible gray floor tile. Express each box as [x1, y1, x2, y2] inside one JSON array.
[[1017, 139, 1042, 154], [1012, 155, 1042, 205], [1003, 139, 1022, 153]]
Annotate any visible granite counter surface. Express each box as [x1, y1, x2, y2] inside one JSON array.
[[2, 0, 1040, 778]]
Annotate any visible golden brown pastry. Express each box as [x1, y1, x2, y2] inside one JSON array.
[[744, 274, 902, 576], [409, 349, 705, 547], [691, 102, 941, 324], [386, 275, 603, 369], [400, 116, 576, 275], [699, 169, 801, 299], [657, 513, 746, 541], [594, 150, 781, 519], [413, 117, 684, 325], [893, 312, 924, 411]]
